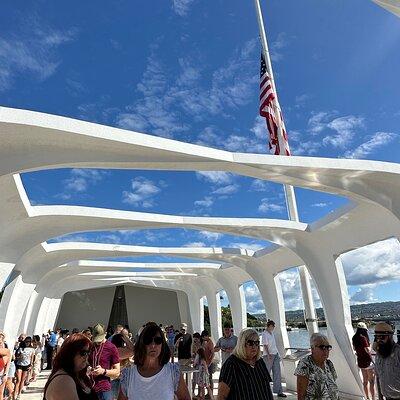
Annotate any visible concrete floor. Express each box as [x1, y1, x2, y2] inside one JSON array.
[[20, 369, 297, 399]]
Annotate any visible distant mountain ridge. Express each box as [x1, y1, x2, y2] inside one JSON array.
[[253, 300, 400, 322]]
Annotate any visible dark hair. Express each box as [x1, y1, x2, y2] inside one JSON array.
[[20, 336, 32, 349], [111, 333, 125, 348], [223, 323, 232, 329], [33, 335, 40, 343], [197, 347, 206, 361], [201, 330, 209, 337], [352, 328, 370, 347], [193, 332, 201, 339], [266, 320, 275, 327], [134, 323, 170, 367], [44, 333, 92, 394]]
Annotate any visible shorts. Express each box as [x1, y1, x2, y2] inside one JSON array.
[[16, 364, 30, 372]]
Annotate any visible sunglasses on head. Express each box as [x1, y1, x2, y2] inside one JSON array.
[[144, 336, 163, 346], [78, 350, 90, 357], [246, 339, 260, 347], [316, 345, 332, 350]]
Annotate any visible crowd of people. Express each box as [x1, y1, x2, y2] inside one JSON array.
[[0, 319, 398, 400]]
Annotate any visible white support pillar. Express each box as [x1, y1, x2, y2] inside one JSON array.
[[204, 287, 222, 341], [249, 266, 290, 355], [186, 284, 204, 334], [0, 275, 36, 342], [176, 290, 191, 332], [222, 283, 247, 336], [298, 265, 319, 334], [299, 248, 363, 398]]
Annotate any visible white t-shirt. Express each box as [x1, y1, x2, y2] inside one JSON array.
[[120, 362, 180, 400], [262, 330, 278, 356], [15, 347, 35, 366]]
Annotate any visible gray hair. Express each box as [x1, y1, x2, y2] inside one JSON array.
[[310, 333, 329, 348]]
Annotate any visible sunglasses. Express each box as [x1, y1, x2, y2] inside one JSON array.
[[79, 350, 90, 357], [316, 345, 332, 350], [143, 336, 163, 346], [246, 339, 260, 347]]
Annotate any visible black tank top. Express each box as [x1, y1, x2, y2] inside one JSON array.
[[44, 372, 98, 400]]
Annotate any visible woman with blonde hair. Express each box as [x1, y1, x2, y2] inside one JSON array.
[[217, 328, 273, 400]]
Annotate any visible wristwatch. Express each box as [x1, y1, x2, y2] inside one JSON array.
[[102, 369, 107, 376]]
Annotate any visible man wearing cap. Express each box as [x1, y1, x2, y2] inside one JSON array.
[[174, 323, 192, 366], [89, 323, 120, 400], [374, 322, 400, 400]]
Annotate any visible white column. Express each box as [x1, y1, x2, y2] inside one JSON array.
[[223, 283, 246, 336], [186, 284, 204, 334], [0, 275, 36, 342], [204, 288, 222, 341], [176, 290, 191, 331], [299, 247, 363, 397], [249, 265, 290, 355], [298, 265, 319, 334]]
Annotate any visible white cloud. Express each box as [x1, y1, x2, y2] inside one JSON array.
[[258, 199, 285, 214], [0, 24, 76, 91], [308, 111, 332, 134], [312, 202, 328, 208], [323, 115, 364, 148], [271, 32, 290, 62], [212, 184, 239, 196], [199, 231, 221, 241], [183, 241, 206, 248], [122, 177, 163, 208], [172, 0, 195, 16], [196, 171, 233, 185], [244, 283, 265, 314], [58, 169, 107, 199], [344, 132, 397, 159], [250, 179, 270, 192], [194, 196, 214, 208], [294, 93, 312, 108], [228, 242, 264, 251], [350, 286, 377, 304], [341, 238, 400, 286], [117, 38, 258, 139]]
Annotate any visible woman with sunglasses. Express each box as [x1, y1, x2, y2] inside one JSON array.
[[118, 322, 190, 400], [295, 333, 338, 400], [44, 333, 98, 400], [217, 328, 273, 400]]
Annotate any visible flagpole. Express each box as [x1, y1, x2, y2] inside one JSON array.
[[254, 0, 318, 334]]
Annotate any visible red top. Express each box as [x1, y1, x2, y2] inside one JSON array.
[[354, 336, 372, 368], [0, 356, 4, 373], [89, 340, 119, 393]]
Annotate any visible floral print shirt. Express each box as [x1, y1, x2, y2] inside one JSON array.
[[294, 355, 339, 400]]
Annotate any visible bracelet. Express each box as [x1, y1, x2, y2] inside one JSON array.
[[102, 368, 107, 376]]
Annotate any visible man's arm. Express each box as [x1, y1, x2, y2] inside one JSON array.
[[92, 362, 120, 380]]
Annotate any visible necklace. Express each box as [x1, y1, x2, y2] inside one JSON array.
[[92, 342, 105, 367]]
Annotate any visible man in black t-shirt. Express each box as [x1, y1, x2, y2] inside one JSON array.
[[174, 323, 192, 366]]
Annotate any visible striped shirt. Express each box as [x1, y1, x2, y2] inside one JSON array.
[[219, 354, 273, 400], [375, 343, 400, 399]]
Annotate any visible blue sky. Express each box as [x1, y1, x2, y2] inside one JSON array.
[[1, 0, 400, 313]]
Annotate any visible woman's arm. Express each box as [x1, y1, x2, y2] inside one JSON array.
[[217, 381, 231, 400], [296, 375, 309, 400], [0, 348, 10, 357], [175, 373, 191, 400]]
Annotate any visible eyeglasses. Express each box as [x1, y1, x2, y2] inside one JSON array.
[[246, 339, 260, 347], [78, 350, 90, 357], [143, 336, 163, 346], [316, 345, 332, 351]]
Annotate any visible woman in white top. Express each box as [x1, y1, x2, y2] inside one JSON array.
[[119, 322, 190, 400], [14, 336, 35, 399]]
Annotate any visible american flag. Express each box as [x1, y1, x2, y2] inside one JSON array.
[[259, 53, 291, 156]]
